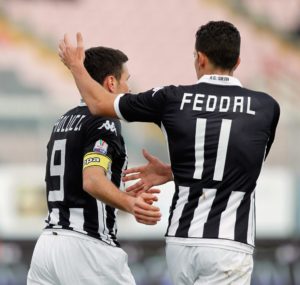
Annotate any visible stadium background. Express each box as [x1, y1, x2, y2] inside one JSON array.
[[0, 0, 300, 284]]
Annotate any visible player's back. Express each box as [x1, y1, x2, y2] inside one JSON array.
[[45, 103, 127, 247], [163, 76, 278, 186], [116, 74, 279, 253], [161, 75, 279, 252]]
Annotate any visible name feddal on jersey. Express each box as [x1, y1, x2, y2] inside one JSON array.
[[180, 93, 256, 115]]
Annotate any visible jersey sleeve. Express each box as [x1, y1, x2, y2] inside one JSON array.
[[114, 87, 168, 124], [83, 117, 121, 173], [265, 100, 280, 159]]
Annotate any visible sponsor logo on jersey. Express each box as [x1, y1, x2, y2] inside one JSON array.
[[98, 120, 117, 136], [93, 139, 108, 155], [83, 152, 112, 171], [209, 75, 230, 82]]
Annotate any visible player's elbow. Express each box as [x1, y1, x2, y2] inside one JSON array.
[[82, 167, 106, 197], [82, 173, 98, 196], [82, 177, 93, 194]]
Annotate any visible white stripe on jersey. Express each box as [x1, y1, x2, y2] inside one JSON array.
[[247, 191, 255, 246], [193, 118, 206, 179], [48, 208, 61, 227], [119, 146, 128, 191], [213, 119, 232, 181], [113, 94, 128, 121], [69, 208, 87, 234], [96, 200, 111, 244], [218, 191, 245, 240], [168, 186, 190, 236], [188, 188, 217, 237]]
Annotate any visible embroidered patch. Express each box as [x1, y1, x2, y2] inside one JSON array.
[[93, 139, 108, 154]]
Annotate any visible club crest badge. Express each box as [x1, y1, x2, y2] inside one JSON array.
[[93, 139, 108, 154]]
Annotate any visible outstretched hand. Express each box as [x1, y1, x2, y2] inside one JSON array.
[[58, 33, 85, 70], [123, 149, 173, 194]]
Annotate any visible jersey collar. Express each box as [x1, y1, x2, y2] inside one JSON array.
[[79, 99, 87, 107], [197, 75, 242, 87]]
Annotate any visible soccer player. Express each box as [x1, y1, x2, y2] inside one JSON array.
[[27, 46, 161, 285], [58, 21, 280, 285]]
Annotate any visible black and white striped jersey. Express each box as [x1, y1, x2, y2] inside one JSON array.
[[114, 75, 280, 253], [44, 101, 128, 247]]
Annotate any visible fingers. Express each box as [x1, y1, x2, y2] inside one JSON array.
[[58, 39, 66, 62], [137, 194, 160, 210], [133, 193, 162, 225], [135, 217, 159, 225], [125, 180, 144, 192], [141, 193, 158, 203], [76, 32, 84, 48], [142, 148, 157, 163], [122, 172, 141, 182], [146, 188, 161, 194], [134, 209, 161, 224], [123, 166, 144, 176], [64, 33, 71, 47], [76, 32, 85, 55], [58, 39, 66, 53]]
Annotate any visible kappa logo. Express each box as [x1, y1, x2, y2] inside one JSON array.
[[152, 87, 163, 97], [98, 120, 117, 136]]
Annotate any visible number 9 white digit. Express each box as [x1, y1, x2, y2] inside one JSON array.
[[48, 139, 66, 202]]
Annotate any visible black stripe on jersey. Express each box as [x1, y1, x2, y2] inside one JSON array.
[[46, 205, 71, 227], [201, 119, 222, 181], [83, 203, 101, 239], [175, 184, 203, 237], [166, 185, 180, 235], [105, 205, 119, 246], [234, 186, 255, 243], [202, 186, 231, 238], [59, 208, 70, 227]]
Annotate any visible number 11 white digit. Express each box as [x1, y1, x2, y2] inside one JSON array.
[[193, 119, 232, 181]]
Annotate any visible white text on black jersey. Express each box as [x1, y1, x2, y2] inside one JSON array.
[[180, 93, 256, 115], [53, 115, 86, 133]]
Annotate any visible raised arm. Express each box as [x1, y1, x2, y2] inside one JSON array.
[[123, 149, 173, 194], [59, 33, 117, 117]]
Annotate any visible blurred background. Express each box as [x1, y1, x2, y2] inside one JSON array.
[[0, 0, 300, 284]]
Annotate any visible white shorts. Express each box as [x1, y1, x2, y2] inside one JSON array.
[[166, 243, 253, 285], [27, 229, 136, 285]]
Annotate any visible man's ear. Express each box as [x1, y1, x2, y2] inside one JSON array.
[[233, 57, 241, 71], [197, 51, 207, 68], [103, 75, 115, 93]]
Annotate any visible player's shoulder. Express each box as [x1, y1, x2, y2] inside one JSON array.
[[64, 106, 121, 132], [153, 84, 191, 97], [163, 83, 210, 94], [89, 114, 120, 125], [242, 87, 279, 107]]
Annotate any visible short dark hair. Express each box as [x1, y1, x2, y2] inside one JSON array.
[[195, 21, 240, 70], [84, 47, 128, 85]]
